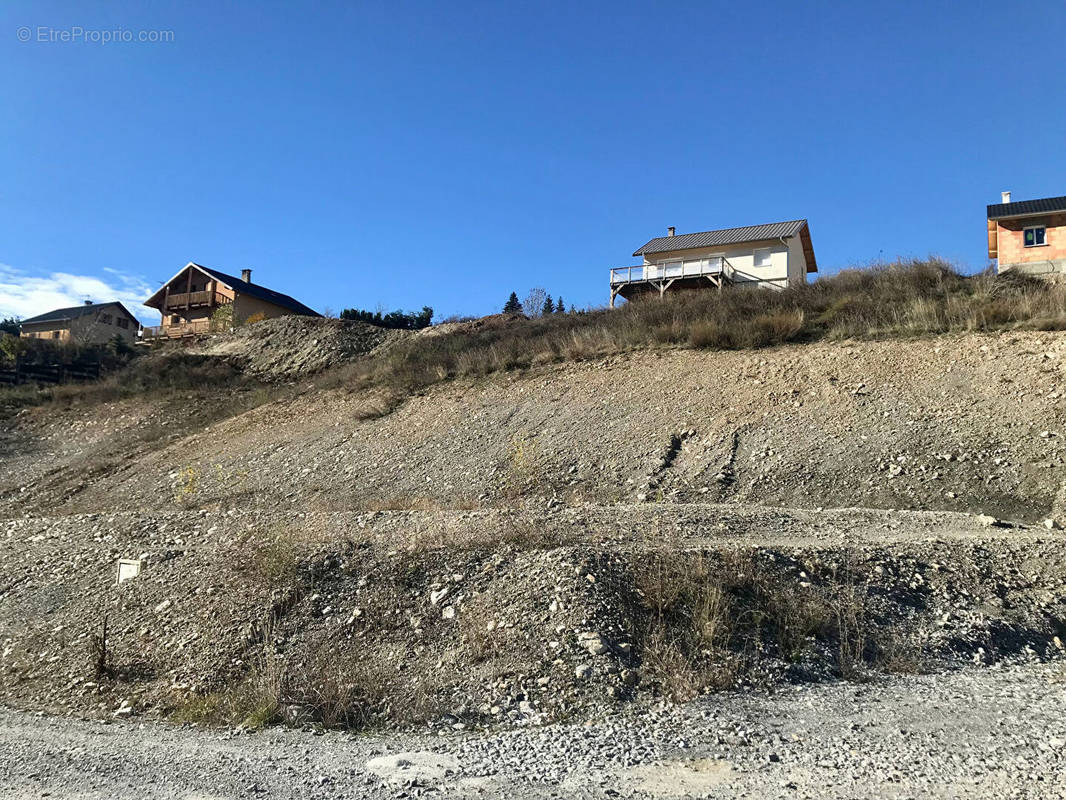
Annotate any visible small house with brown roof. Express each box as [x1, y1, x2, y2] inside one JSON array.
[[143, 263, 320, 338], [19, 301, 140, 345]]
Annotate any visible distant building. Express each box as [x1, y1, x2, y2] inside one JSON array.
[[19, 301, 140, 345], [987, 192, 1066, 277], [609, 220, 817, 307], [143, 262, 320, 339]]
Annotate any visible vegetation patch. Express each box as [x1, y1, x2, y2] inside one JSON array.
[[326, 261, 1066, 416]]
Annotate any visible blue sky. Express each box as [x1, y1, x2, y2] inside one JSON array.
[[2, 0, 1064, 324]]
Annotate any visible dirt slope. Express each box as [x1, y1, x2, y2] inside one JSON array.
[[1, 329, 1064, 731], [1, 505, 1063, 724], [4, 331, 1063, 521]]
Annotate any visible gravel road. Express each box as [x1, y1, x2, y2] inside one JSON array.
[[3, 660, 1063, 799]]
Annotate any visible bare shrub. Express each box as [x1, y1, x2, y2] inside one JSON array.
[[830, 581, 869, 680], [88, 613, 111, 678]]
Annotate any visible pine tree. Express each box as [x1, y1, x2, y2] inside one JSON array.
[[542, 295, 554, 316], [555, 295, 565, 313], [503, 292, 522, 313]]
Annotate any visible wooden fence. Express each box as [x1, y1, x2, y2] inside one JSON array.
[[0, 360, 101, 387]]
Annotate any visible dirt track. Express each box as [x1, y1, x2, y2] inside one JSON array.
[[2, 660, 1063, 799]]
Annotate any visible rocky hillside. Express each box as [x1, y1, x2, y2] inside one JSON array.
[[3, 330, 1063, 522], [0, 327, 1064, 730]]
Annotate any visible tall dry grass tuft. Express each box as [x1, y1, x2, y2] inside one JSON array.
[[631, 548, 918, 697]]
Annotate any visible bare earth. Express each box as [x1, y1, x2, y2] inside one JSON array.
[[1, 327, 1065, 798]]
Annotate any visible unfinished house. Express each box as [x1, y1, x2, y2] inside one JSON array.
[[143, 263, 320, 338], [609, 220, 817, 306], [986, 192, 1066, 277], [19, 301, 140, 345]]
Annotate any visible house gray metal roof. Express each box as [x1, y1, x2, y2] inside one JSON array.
[[21, 301, 139, 327], [987, 195, 1066, 220], [633, 219, 810, 256]]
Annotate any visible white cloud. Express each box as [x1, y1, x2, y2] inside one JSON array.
[[0, 262, 158, 325]]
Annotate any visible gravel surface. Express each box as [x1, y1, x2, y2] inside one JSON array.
[[2, 660, 1063, 799]]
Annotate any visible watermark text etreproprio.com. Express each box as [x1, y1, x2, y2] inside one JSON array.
[[16, 26, 175, 44]]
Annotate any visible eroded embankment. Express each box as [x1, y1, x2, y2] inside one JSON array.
[[1, 505, 1063, 729], [3, 332, 1064, 523]]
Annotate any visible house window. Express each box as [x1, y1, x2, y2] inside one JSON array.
[[52, 331, 61, 339], [1024, 226, 1047, 247], [753, 248, 773, 268], [99, 313, 112, 324], [170, 315, 180, 324], [116, 318, 129, 329]]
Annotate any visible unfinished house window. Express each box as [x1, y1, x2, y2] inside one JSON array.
[[99, 313, 112, 324], [116, 318, 129, 329], [1024, 226, 1046, 247], [753, 248, 773, 268]]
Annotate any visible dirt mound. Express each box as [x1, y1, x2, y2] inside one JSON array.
[[416, 312, 525, 339], [193, 316, 404, 379], [0, 506, 1062, 728]]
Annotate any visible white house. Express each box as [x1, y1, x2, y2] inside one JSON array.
[[609, 219, 818, 306]]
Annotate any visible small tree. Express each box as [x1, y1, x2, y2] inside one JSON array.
[[524, 287, 547, 318], [542, 295, 554, 316], [0, 333, 28, 365], [210, 303, 234, 331], [503, 292, 523, 314], [555, 295, 566, 313], [0, 317, 19, 336]]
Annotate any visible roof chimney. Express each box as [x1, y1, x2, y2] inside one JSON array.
[[83, 299, 93, 305], [667, 226, 675, 237], [1001, 191, 1012, 204], [241, 269, 252, 283]]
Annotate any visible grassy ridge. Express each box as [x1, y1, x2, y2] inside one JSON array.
[[329, 260, 1066, 411]]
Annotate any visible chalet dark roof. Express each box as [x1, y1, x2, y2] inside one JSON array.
[[21, 301, 138, 326], [634, 220, 810, 256], [144, 263, 320, 317], [196, 265, 320, 317], [987, 195, 1066, 220]]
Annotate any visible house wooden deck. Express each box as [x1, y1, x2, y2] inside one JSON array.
[[609, 256, 736, 306]]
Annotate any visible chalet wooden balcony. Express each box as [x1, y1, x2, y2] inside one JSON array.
[[164, 291, 231, 310], [142, 319, 212, 340]]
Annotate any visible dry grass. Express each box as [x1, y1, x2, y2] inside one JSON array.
[[0, 351, 284, 419], [631, 548, 918, 698], [322, 262, 1066, 417]]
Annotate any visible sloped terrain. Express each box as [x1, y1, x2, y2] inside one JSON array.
[[4, 331, 1063, 522], [0, 505, 1063, 727], [0, 328, 1064, 741]]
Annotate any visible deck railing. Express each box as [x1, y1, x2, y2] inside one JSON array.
[[164, 291, 231, 309], [610, 256, 734, 285], [142, 318, 212, 339]]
